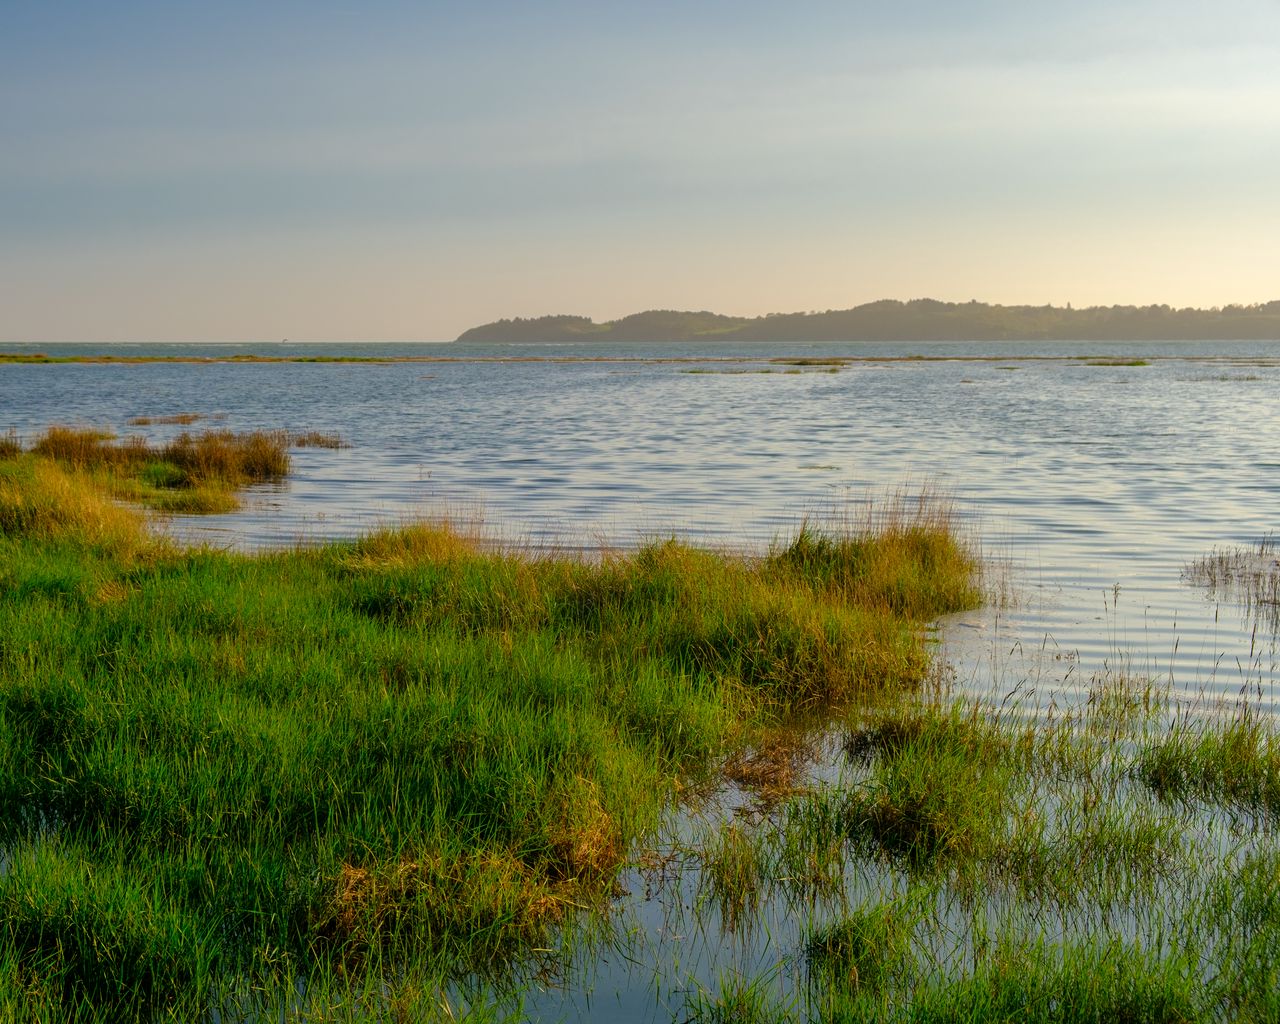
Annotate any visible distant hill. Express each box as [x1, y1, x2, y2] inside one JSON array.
[[456, 299, 1280, 343]]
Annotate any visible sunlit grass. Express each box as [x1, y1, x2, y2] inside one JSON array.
[[0, 457, 978, 1020]]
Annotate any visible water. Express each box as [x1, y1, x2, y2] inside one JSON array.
[[5, 339, 1277, 711], [4, 339, 1280, 1018]]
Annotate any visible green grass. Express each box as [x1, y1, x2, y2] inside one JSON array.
[[805, 900, 914, 996], [842, 703, 1021, 867], [686, 937, 1204, 1024], [1137, 709, 1280, 817], [12, 426, 291, 515], [0, 456, 979, 1020]]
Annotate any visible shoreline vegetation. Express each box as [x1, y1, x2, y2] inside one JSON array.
[[4, 432, 1280, 1021], [0, 439, 981, 1021]]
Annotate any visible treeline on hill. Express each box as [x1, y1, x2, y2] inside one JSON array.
[[456, 299, 1280, 343]]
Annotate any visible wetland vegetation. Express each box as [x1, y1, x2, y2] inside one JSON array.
[[0, 443, 979, 1021], [3, 420, 1279, 1022]]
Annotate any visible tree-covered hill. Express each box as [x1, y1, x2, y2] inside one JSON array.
[[457, 299, 1280, 342]]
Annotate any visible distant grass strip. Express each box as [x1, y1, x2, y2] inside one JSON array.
[[0, 458, 979, 1021]]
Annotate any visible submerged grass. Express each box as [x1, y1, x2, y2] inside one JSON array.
[[0, 456, 979, 1020], [1184, 536, 1279, 634]]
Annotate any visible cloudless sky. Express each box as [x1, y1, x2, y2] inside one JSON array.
[[3, 1, 1279, 341]]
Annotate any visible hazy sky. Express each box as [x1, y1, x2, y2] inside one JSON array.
[[4, 1, 1279, 341]]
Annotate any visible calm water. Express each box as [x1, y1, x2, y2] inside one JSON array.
[[5, 339, 1277, 711], [5, 339, 1280, 1019]]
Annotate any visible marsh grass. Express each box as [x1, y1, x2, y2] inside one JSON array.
[[13, 426, 291, 515], [699, 824, 767, 930], [0, 459, 979, 1020], [1137, 708, 1280, 817], [804, 899, 915, 996], [661, 660, 1280, 1024], [128, 413, 205, 426], [842, 703, 1022, 867], [769, 498, 982, 621], [292, 431, 351, 449], [1184, 536, 1279, 634]]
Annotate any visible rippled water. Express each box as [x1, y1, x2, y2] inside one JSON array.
[[5, 339, 1277, 711], [5, 339, 1280, 1019]]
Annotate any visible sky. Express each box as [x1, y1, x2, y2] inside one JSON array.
[[3, 0, 1279, 342]]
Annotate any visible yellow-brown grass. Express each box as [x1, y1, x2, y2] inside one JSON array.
[[31, 427, 147, 469], [128, 413, 205, 426], [292, 431, 350, 449], [0, 459, 148, 555], [162, 430, 289, 484]]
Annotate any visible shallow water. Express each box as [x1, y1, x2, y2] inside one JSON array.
[[5, 339, 1277, 712], [5, 339, 1280, 1020]]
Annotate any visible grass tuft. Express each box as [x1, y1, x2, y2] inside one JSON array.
[[292, 431, 351, 449], [1137, 709, 1280, 816], [805, 901, 913, 995], [843, 703, 1019, 867]]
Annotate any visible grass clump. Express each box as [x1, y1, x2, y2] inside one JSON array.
[[292, 430, 350, 449], [0, 463, 979, 1019], [127, 413, 204, 426], [1184, 536, 1279, 634], [13, 426, 290, 514], [699, 823, 767, 930], [769, 499, 981, 619], [161, 428, 289, 484], [1136, 710, 1280, 817], [805, 900, 913, 996], [902, 940, 1199, 1023], [843, 703, 1020, 867]]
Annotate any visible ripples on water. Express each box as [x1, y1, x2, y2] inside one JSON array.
[[5, 339, 1276, 711], [4, 339, 1280, 1018]]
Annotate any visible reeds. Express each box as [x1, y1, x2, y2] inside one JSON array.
[[127, 413, 204, 426]]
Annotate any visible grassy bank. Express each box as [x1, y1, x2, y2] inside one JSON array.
[[0, 453, 979, 1021]]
